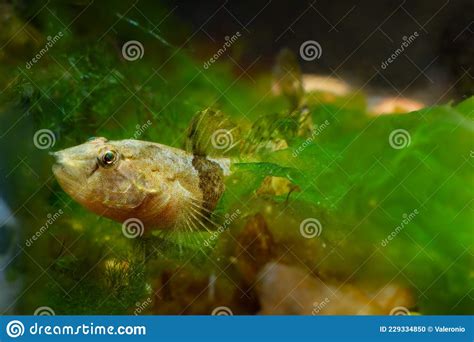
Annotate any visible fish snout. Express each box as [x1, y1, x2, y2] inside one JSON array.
[[50, 150, 75, 177], [51, 151, 67, 179], [50, 150, 65, 164]]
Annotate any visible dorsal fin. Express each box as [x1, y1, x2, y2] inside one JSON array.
[[185, 108, 240, 157], [272, 48, 304, 110]]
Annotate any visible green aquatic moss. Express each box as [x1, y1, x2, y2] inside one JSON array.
[[228, 98, 473, 314]]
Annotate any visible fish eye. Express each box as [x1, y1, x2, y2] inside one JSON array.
[[98, 150, 119, 168]]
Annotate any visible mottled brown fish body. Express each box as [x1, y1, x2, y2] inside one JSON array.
[[52, 138, 230, 232]]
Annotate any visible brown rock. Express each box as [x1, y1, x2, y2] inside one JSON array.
[[302, 74, 352, 96], [235, 214, 276, 284], [150, 266, 259, 315], [368, 284, 415, 313], [256, 176, 299, 197], [256, 262, 413, 315], [369, 97, 425, 116]]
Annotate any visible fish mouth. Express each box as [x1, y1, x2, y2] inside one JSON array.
[[51, 161, 68, 183], [50, 149, 96, 184], [50, 151, 65, 176], [50, 151, 61, 168], [50, 154, 83, 197], [50, 150, 76, 182], [49, 151, 63, 163], [50, 150, 73, 170]]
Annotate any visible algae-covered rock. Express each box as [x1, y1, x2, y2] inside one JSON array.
[[256, 262, 414, 315], [150, 266, 258, 315], [235, 213, 276, 284]]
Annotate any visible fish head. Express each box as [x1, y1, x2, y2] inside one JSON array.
[[51, 137, 167, 222]]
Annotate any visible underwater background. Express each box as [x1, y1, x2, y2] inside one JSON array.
[[0, 0, 472, 315]]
